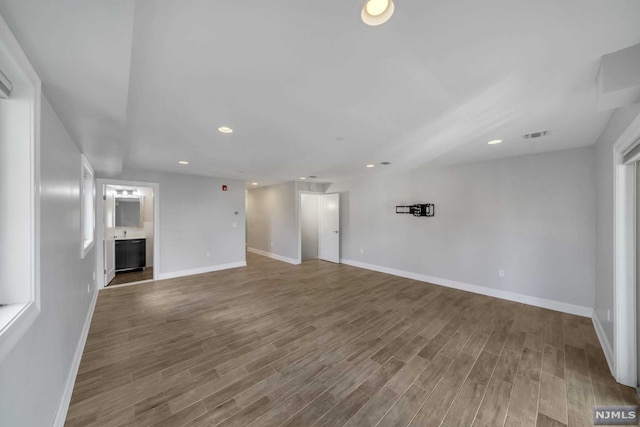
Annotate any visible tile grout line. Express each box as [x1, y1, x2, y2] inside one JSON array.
[[501, 337, 525, 427], [370, 319, 458, 427], [437, 332, 479, 426], [404, 329, 482, 427], [466, 345, 503, 426]]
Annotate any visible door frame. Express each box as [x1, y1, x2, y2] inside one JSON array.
[[96, 179, 160, 288], [613, 114, 640, 387]]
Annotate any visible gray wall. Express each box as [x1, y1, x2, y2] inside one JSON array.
[[0, 96, 96, 426], [246, 182, 298, 260], [112, 169, 247, 275], [595, 103, 640, 346], [327, 146, 596, 309], [301, 193, 319, 261]]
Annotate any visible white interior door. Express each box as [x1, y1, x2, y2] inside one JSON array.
[[318, 193, 340, 263], [104, 186, 116, 285]]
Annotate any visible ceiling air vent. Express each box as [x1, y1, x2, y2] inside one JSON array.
[[522, 131, 549, 139], [380, 161, 391, 166]]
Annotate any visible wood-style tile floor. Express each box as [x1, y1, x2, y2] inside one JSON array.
[[65, 252, 637, 426]]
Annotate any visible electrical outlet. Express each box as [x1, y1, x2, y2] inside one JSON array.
[[499, 269, 505, 278]]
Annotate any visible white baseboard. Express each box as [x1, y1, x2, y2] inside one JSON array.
[[592, 313, 615, 375], [247, 247, 301, 265], [53, 288, 99, 427], [341, 258, 594, 318], [157, 261, 247, 280]]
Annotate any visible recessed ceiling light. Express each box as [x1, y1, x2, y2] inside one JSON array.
[[178, 160, 189, 165], [366, 0, 389, 15], [300, 177, 307, 180], [488, 139, 503, 145], [361, 0, 395, 26], [366, 164, 376, 168], [251, 182, 258, 186], [218, 126, 233, 134]]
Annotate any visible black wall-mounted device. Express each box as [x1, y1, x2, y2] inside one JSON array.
[[395, 204, 435, 217]]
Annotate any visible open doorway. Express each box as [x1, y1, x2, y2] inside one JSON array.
[[298, 192, 341, 264], [301, 193, 320, 262], [105, 184, 154, 286], [96, 179, 160, 288]]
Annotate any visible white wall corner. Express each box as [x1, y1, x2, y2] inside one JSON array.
[[247, 247, 301, 265], [341, 258, 594, 318], [592, 312, 615, 376], [52, 289, 99, 427]]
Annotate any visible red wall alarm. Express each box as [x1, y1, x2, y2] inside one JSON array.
[[222, 185, 228, 191]]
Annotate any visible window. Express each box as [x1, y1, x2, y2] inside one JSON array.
[[0, 15, 41, 360], [80, 155, 95, 258]]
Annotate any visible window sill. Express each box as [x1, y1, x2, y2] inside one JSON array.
[[81, 239, 94, 259], [0, 301, 40, 361]]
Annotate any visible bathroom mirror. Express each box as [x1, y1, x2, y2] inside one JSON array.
[[115, 197, 143, 227]]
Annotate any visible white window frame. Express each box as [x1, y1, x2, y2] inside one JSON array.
[[613, 115, 640, 388], [80, 154, 95, 259], [0, 13, 41, 361]]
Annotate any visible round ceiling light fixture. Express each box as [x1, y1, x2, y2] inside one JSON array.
[[487, 139, 503, 145], [361, 0, 395, 26], [218, 126, 233, 134]]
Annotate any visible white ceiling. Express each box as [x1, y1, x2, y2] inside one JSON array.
[[1, 0, 639, 185]]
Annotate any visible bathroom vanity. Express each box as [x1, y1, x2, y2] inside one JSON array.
[[115, 238, 146, 271]]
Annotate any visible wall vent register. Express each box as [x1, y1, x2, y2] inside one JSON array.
[[522, 130, 549, 139]]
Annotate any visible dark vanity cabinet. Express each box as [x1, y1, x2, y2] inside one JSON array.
[[115, 239, 146, 271]]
